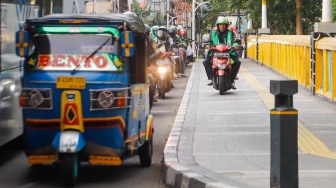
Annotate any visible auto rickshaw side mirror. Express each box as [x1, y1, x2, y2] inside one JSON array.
[[121, 31, 135, 57], [15, 31, 29, 57]]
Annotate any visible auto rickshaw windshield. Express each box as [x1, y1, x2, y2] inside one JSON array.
[[33, 34, 119, 56]]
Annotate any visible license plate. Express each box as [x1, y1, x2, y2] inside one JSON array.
[[56, 76, 86, 89]]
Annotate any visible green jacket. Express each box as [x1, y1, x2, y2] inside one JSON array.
[[210, 30, 238, 57]]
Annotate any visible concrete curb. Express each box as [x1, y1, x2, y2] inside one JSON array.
[[162, 62, 231, 188]]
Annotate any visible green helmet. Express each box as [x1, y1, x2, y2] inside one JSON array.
[[216, 17, 229, 25], [152, 25, 160, 31]]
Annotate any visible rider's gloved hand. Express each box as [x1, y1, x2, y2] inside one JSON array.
[[160, 52, 171, 58], [160, 53, 166, 58], [231, 46, 239, 51]]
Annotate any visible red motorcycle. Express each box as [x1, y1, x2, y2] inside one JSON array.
[[212, 43, 234, 95]]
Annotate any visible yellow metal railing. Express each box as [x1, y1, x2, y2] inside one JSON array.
[[315, 38, 336, 100], [246, 35, 336, 102]]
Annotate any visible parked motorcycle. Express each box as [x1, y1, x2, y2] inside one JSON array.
[[212, 43, 234, 95]]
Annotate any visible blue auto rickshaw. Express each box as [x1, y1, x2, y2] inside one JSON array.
[[15, 14, 154, 186]]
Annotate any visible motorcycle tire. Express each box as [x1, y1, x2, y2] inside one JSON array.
[[213, 75, 218, 90], [159, 80, 166, 99], [219, 75, 227, 95]]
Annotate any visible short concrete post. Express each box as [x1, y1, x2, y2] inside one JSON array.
[[270, 80, 298, 188]]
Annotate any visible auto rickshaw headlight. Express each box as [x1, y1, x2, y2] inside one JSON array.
[[158, 66, 167, 74], [90, 89, 129, 110], [19, 88, 52, 109], [97, 91, 114, 108]]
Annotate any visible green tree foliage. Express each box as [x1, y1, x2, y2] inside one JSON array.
[[132, 0, 152, 24], [205, 0, 325, 34], [200, 0, 230, 34], [334, 0, 336, 21]]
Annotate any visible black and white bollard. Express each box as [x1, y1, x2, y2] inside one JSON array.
[[270, 80, 298, 188]]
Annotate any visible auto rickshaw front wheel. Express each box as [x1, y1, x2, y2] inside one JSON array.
[[138, 139, 153, 167], [60, 153, 78, 187]]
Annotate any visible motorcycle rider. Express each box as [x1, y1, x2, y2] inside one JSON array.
[[179, 29, 189, 47], [203, 16, 241, 90], [186, 40, 194, 64], [168, 25, 180, 44], [168, 25, 186, 77], [154, 26, 178, 83], [151, 25, 160, 41], [145, 24, 163, 103]]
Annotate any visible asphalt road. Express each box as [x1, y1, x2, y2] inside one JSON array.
[[0, 64, 192, 188]]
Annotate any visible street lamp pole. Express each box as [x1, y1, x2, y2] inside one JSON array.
[[192, 1, 209, 57], [166, 0, 170, 28], [192, 0, 195, 56]]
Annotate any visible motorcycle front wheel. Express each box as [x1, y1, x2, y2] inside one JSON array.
[[159, 79, 166, 99], [219, 75, 228, 95]]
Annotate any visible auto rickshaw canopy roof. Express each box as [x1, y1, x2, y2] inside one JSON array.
[[26, 14, 146, 35]]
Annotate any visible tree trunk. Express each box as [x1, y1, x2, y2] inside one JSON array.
[[296, 0, 303, 35]]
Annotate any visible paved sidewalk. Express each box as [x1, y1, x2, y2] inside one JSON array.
[[162, 59, 336, 188]]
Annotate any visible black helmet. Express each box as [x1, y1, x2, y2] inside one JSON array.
[[168, 26, 177, 38], [144, 24, 151, 36], [157, 26, 167, 40]]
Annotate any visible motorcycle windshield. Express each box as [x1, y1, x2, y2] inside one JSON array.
[[27, 33, 124, 71]]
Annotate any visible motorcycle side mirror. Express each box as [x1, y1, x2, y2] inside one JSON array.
[[234, 39, 242, 45]]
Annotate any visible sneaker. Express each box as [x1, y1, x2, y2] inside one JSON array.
[[181, 73, 187, 77], [230, 83, 236, 90], [207, 81, 213, 86], [172, 73, 178, 80]]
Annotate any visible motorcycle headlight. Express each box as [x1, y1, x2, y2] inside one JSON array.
[[158, 66, 167, 74]]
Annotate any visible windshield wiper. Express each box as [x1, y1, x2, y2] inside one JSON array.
[[71, 38, 111, 75]]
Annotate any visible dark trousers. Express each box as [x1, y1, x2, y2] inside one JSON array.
[[230, 56, 241, 83], [202, 56, 213, 80], [203, 55, 241, 82]]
